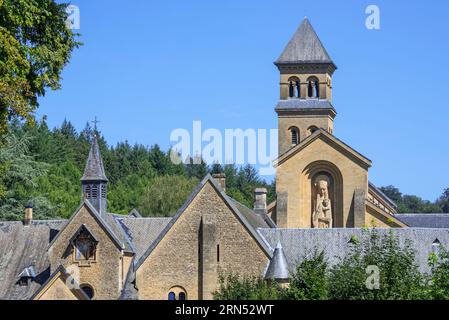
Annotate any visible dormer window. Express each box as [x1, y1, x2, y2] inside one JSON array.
[[17, 266, 36, 286], [72, 225, 98, 263], [432, 239, 442, 253]]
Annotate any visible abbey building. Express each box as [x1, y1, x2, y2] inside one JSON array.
[[0, 18, 447, 300]]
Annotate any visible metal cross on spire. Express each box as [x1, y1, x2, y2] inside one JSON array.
[[91, 116, 101, 132]]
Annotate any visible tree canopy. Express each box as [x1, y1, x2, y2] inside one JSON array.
[[0, 0, 80, 139]]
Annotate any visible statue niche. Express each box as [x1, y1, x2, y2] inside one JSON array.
[[312, 175, 333, 228]]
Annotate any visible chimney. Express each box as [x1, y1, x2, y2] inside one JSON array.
[[212, 173, 226, 192], [24, 205, 33, 226], [254, 188, 267, 215]]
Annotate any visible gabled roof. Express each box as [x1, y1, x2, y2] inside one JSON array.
[[264, 241, 289, 280], [135, 174, 273, 270], [275, 17, 335, 68], [0, 220, 65, 300], [274, 129, 372, 170], [258, 228, 449, 273], [395, 214, 449, 229], [48, 200, 125, 252], [81, 134, 108, 182], [30, 265, 89, 300]]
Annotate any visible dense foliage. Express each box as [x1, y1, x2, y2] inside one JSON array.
[[380, 185, 448, 213], [0, 0, 80, 138], [0, 119, 276, 220], [214, 230, 449, 300]]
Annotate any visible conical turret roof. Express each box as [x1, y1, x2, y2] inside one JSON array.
[[81, 134, 108, 182]]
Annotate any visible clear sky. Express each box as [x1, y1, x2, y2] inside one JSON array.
[[40, 0, 449, 201]]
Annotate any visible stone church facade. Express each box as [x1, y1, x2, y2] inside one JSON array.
[[1, 18, 448, 300]]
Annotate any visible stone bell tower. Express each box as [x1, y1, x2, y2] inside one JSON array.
[[275, 17, 337, 156]]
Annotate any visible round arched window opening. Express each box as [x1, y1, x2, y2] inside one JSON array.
[[81, 284, 94, 299], [288, 77, 300, 98], [307, 126, 319, 136], [289, 127, 300, 145], [168, 286, 187, 300]]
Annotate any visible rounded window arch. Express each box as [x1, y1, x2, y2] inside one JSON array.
[[307, 126, 319, 136], [288, 76, 300, 98], [302, 161, 344, 228], [80, 284, 94, 299], [306, 76, 319, 98], [168, 286, 187, 300], [168, 292, 176, 300], [289, 126, 300, 145]]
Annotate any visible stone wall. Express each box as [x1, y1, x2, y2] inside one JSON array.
[[48, 204, 123, 300], [136, 181, 269, 300]]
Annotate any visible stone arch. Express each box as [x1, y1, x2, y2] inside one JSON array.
[[168, 285, 187, 300], [302, 161, 344, 228], [288, 76, 300, 98], [307, 125, 319, 136], [306, 76, 319, 98], [288, 126, 300, 145]]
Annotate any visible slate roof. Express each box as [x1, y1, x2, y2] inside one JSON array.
[[0, 220, 65, 300], [275, 18, 335, 67], [81, 134, 108, 181], [264, 241, 289, 280], [258, 228, 449, 273], [275, 99, 336, 111], [395, 214, 449, 228], [114, 217, 172, 262]]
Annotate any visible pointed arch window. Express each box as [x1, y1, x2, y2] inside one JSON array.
[[72, 225, 98, 262]]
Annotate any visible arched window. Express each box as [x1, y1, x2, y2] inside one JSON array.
[[73, 226, 97, 262], [81, 284, 94, 299], [307, 77, 319, 98], [288, 77, 300, 98], [290, 127, 299, 145], [307, 126, 319, 136], [168, 286, 187, 300]]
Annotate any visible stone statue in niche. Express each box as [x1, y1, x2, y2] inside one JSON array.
[[312, 175, 333, 228]]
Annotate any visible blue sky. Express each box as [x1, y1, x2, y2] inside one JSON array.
[[41, 0, 449, 201]]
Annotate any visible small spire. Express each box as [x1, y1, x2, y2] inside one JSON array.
[[81, 122, 108, 182], [265, 241, 289, 280]]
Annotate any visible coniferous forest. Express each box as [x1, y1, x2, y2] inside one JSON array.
[[0, 119, 278, 221], [1, 118, 448, 222]]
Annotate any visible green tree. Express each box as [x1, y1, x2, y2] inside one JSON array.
[[284, 250, 329, 300], [429, 247, 449, 299], [138, 175, 199, 217], [329, 230, 427, 300], [0, 0, 81, 138], [213, 274, 282, 300]]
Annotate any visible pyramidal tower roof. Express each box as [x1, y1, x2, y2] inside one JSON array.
[[81, 134, 108, 182], [275, 17, 335, 67]]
